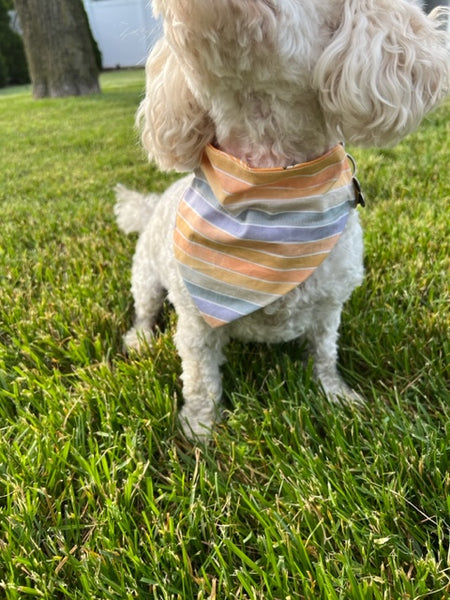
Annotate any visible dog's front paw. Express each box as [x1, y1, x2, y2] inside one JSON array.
[[323, 380, 365, 407], [123, 326, 155, 353], [178, 404, 219, 441]]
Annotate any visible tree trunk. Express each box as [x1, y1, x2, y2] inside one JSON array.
[[13, 0, 100, 98]]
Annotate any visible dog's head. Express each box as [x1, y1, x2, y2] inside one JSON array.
[[139, 0, 449, 171]]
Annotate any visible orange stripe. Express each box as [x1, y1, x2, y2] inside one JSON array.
[[174, 229, 319, 284], [176, 216, 331, 268], [174, 244, 313, 294], [201, 146, 352, 207], [204, 143, 348, 182], [221, 170, 352, 205], [177, 201, 341, 256], [205, 161, 351, 201], [202, 313, 228, 328]]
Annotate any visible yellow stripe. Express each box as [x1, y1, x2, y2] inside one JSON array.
[[177, 200, 343, 256], [201, 144, 351, 207], [175, 215, 332, 268], [174, 237, 316, 288], [204, 143, 348, 182]]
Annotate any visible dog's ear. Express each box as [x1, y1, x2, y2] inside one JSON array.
[[313, 1, 449, 146], [137, 38, 215, 172]]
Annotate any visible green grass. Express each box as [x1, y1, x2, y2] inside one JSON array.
[[0, 70, 449, 599]]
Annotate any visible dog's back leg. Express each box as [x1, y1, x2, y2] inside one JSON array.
[[123, 235, 166, 351]]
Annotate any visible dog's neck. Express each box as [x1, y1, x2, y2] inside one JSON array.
[[214, 140, 339, 169], [209, 93, 339, 169]]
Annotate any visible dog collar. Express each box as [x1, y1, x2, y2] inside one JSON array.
[[174, 144, 361, 328]]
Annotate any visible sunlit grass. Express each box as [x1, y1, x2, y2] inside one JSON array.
[[0, 71, 449, 599]]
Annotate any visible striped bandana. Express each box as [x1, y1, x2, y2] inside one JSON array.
[[174, 144, 359, 328]]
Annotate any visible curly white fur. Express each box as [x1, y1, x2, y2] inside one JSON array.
[[117, 0, 449, 438]]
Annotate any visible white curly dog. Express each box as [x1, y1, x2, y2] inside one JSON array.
[[115, 0, 449, 438]]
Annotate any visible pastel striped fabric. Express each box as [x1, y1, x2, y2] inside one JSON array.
[[174, 144, 357, 328]]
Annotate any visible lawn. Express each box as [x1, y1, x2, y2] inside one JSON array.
[[0, 70, 449, 599]]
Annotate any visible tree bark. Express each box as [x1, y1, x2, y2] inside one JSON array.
[[13, 0, 100, 98]]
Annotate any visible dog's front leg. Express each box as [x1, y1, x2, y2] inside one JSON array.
[[174, 313, 228, 439], [307, 301, 363, 405]]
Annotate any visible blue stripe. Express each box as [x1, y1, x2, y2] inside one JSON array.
[[184, 279, 262, 319], [183, 182, 351, 244], [188, 293, 253, 323], [193, 176, 354, 225], [179, 262, 278, 303]]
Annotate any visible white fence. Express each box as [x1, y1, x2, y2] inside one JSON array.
[[83, 0, 161, 69]]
